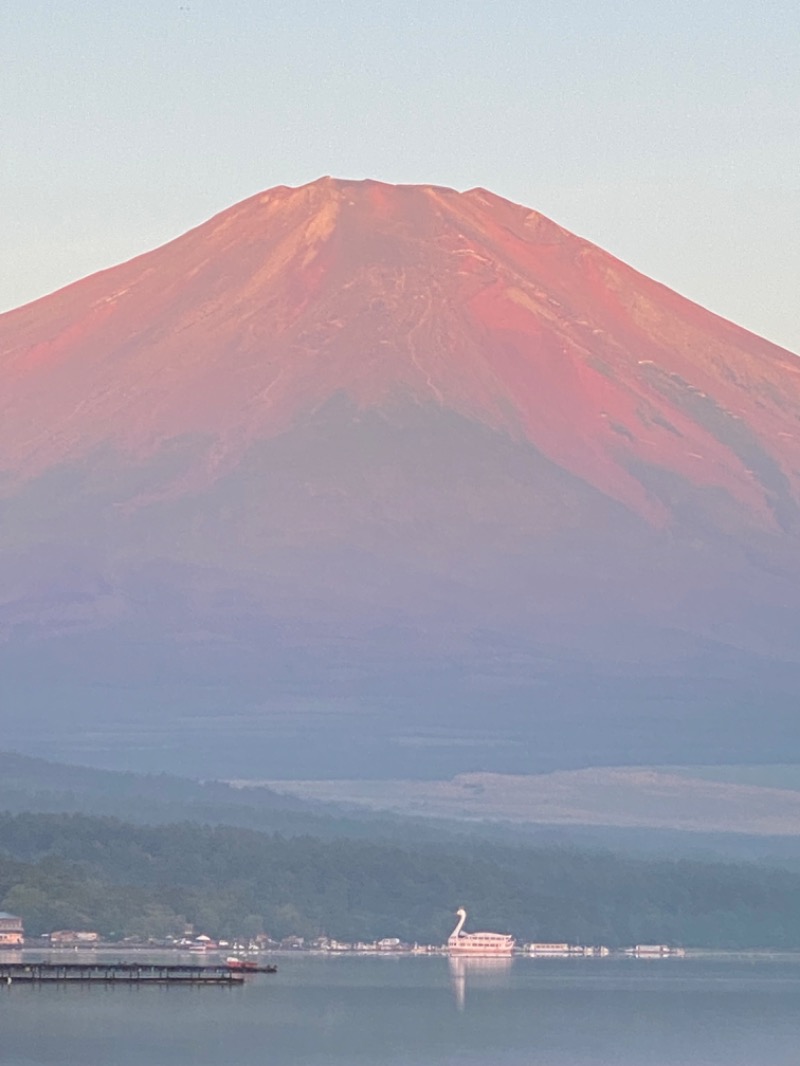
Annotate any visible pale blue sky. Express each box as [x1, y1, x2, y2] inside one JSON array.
[[2, 0, 799, 351]]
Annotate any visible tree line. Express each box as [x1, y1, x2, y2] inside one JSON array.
[[3, 812, 800, 948]]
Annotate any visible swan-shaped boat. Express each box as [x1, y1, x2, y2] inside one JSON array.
[[446, 908, 515, 956]]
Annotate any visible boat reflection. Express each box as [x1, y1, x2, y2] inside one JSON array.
[[448, 954, 514, 1011]]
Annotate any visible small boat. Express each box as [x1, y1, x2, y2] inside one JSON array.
[[225, 957, 278, 974], [225, 956, 259, 971]]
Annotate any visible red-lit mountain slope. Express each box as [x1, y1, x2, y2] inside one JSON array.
[[2, 178, 799, 776], [2, 177, 799, 527]]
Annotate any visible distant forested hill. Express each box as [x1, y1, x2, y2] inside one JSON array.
[[2, 812, 800, 948], [7, 750, 800, 871], [0, 750, 317, 826], [0, 751, 436, 843]]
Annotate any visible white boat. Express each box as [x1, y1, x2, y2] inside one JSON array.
[[446, 908, 515, 956]]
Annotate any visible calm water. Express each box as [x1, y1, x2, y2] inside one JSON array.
[[3, 953, 800, 1066]]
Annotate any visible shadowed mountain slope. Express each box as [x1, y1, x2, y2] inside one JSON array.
[[1, 178, 799, 776]]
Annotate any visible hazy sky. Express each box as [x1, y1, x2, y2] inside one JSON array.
[[3, 0, 799, 351]]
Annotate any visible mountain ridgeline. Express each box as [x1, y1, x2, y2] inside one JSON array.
[[1, 177, 800, 776]]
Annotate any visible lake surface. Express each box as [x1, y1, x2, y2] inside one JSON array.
[[3, 953, 800, 1065]]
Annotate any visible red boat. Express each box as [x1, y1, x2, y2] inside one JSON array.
[[226, 957, 259, 971]]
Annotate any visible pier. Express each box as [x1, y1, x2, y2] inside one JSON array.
[[0, 961, 277, 985]]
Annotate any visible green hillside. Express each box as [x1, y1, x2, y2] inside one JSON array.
[[3, 812, 800, 949]]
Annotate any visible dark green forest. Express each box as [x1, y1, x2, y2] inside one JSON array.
[[3, 812, 800, 948]]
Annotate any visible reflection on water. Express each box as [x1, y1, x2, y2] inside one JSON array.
[[448, 954, 514, 1011], [5, 953, 800, 1065]]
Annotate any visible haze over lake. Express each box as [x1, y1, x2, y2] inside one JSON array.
[[3, 954, 800, 1066]]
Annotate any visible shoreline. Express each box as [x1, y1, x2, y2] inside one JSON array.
[[6, 945, 800, 962]]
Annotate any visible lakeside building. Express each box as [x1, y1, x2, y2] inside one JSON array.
[[525, 942, 572, 956], [0, 912, 24, 947], [49, 930, 100, 945], [626, 944, 686, 957], [524, 943, 611, 957]]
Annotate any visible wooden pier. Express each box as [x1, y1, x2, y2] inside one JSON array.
[[0, 961, 276, 985]]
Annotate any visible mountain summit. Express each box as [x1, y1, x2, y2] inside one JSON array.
[[2, 178, 799, 776]]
